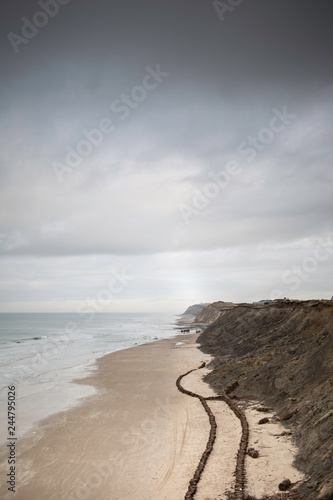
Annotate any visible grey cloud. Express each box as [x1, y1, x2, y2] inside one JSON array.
[[0, 1, 332, 309]]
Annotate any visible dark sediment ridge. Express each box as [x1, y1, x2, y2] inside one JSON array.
[[196, 299, 333, 500]]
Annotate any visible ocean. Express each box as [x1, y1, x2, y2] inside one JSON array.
[[0, 312, 182, 444]]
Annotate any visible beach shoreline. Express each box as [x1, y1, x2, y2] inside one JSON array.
[[0, 333, 209, 500], [0, 332, 305, 500], [0, 312, 182, 449]]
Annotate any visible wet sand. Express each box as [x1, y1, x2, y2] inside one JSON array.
[[0, 334, 304, 499]]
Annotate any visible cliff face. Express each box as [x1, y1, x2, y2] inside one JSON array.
[[182, 303, 210, 316], [197, 300, 333, 500], [195, 300, 238, 324]]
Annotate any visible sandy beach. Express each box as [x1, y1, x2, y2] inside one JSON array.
[[0, 333, 304, 500]]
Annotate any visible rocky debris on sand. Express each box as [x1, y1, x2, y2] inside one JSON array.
[[197, 300, 333, 499], [247, 447, 259, 458], [279, 478, 291, 491], [256, 406, 272, 412]]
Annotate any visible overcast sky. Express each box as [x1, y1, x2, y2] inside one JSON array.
[[0, 0, 332, 313]]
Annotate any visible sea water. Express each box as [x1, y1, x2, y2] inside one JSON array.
[[0, 312, 181, 444]]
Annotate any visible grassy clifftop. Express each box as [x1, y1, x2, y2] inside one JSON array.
[[197, 300, 333, 499]]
